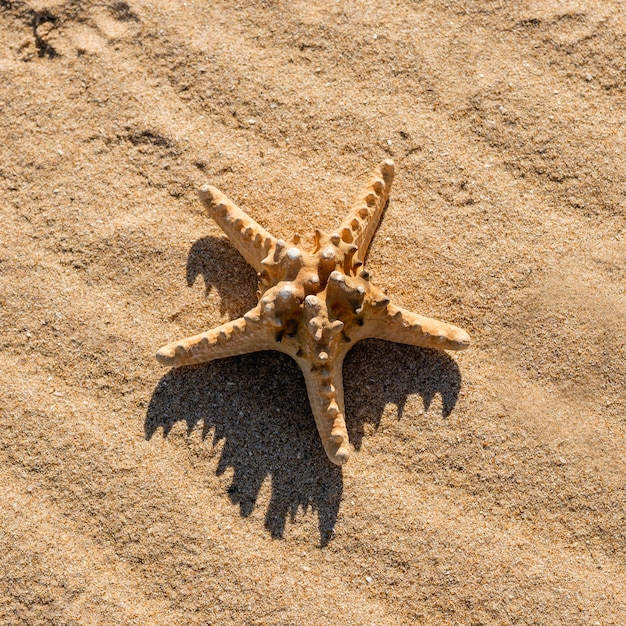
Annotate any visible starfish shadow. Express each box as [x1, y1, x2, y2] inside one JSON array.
[[343, 339, 463, 451], [145, 352, 343, 547], [145, 341, 462, 545], [186, 236, 258, 317]]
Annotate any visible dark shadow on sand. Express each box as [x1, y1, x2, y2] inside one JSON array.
[[343, 339, 463, 453], [146, 352, 343, 546], [145, 341, 462, 545], [186, 236, 258, 317]]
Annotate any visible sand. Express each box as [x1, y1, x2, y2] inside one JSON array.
[[1, 1, 624, 624]]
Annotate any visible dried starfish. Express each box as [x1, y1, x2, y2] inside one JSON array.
[[156, 160, 470, 465]]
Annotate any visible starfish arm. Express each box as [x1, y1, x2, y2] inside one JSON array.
[[337, 159, 395, 262], [156, 315, 275, 368], [358, 302, 470, 351], [198, 185, 278, 273], [297, 357, 351, 466]]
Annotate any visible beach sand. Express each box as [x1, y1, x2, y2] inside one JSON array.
[[1, 1, 624, 624]]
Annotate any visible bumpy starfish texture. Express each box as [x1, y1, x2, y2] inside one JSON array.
[[156, 160, 470, 465]]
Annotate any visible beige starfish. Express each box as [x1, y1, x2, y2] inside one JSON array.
[[156, 159, 470, 465]]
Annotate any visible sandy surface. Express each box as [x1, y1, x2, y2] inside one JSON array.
[[1, 1, 625, 624]]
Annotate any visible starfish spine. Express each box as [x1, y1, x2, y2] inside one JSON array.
[[198, 185, 277, 272], [338, 158, 395, 263], [156, 316, 275, 367]]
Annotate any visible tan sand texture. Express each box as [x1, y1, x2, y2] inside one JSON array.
[[1, 1, 624, 624]]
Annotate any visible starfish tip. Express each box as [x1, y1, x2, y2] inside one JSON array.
[[452, 328, 471, 350], [380, 158, 395, 178], [198, 184, 219, 203], [155, 345, 176, 366], [331, 447, 350, 465]]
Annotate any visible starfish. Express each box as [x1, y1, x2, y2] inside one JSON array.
[[156, 160, 470, 465]]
